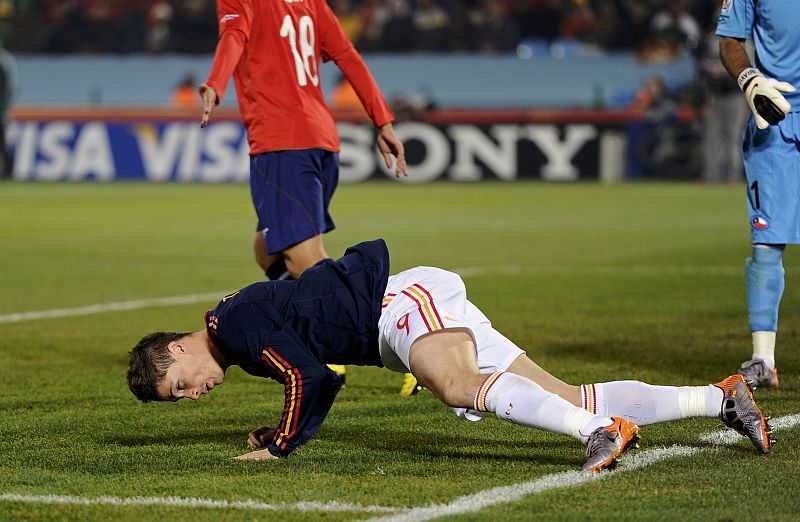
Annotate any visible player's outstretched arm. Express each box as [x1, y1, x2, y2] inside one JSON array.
[[199, 84, 218, 128], [200, 28, 247, 128], [377, 123, 408, 178], [720, 36, 795, 129]]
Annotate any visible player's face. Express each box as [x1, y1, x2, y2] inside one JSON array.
[[157, 341, 224, 401]]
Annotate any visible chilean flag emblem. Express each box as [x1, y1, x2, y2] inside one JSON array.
[[752, 216, 769, 230]]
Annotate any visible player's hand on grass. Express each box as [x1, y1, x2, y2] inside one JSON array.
[[247, 426, 276, 449], [234, 448, 279, 461], [377, 123, 408, 178], [738, 68, 795, 129], [199, 84, 218, 128]]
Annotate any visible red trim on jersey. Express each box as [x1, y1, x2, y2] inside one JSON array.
[[203, 309, 223, 351], [269, 350, 304, 438], [261, 348, 304, 451]]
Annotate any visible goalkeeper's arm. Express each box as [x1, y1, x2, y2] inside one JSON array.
[[719, 36, 795, 129]]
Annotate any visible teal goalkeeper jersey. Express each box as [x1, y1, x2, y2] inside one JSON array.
[[716, 0, 800, 111]]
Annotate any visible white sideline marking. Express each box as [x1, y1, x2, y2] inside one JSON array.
[[364, 413, 800, 522], [365, 447, 700, 522], [0, 292, 228, 324], [0, 494, 405, 514], [698, 412, 800, 446], [1, 415, 798, 516]]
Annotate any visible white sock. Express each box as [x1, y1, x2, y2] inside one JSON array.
[[752, 331, 776, 368], [581, 381, 722, 425], [680, 385, 723, 418], [475, 372, 612, 443]]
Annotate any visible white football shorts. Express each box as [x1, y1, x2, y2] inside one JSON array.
[[377, 266, 524, 420]]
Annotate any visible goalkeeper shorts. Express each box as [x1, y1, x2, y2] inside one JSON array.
[[743, 111, 800, 244]]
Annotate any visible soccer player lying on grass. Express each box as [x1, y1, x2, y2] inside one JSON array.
[[127, 240, 774, 472]]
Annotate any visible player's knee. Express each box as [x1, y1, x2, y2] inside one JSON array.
[[253, 235, 271, 269], [751, 244, 785, 263], [746, 244, 786, 281], [433, 388, 462, 408], [255, 251, 271, 272], [426, 375, 474, 408]]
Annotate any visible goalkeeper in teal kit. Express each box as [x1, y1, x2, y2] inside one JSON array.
[[717, 0, 800, 388]]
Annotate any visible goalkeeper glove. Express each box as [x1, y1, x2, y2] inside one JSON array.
[[738, 67, 795, 129]]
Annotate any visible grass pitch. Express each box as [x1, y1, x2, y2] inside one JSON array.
[[1, 181, 799, 521]]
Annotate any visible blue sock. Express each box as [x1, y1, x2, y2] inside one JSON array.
[[745, 245, 785, 332]]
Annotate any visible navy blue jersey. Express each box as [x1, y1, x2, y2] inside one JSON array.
[[204, 239, 390, 457]]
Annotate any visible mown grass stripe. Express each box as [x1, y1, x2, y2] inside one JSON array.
[[0, 494, 405, 514], [2, 415, 797, 517], [0, 264, 764, 325], [452, 265, 758, 278], [365, 413, 800, 522]]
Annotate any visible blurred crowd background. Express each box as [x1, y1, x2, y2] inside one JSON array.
[[0, 0, 746, 182], [0, 0, 717, 57]]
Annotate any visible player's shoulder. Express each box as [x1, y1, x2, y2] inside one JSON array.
[[284, 0, 333, 19], [716, 0, 754, 36], [272, 0, 324, 11], [210, 282, 285, 319], [717, 0, 761, 17], [288, 0, 327, 7], [208, 282, 286, 344]]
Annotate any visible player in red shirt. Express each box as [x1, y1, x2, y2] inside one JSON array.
[[198, 0, 411, 392]]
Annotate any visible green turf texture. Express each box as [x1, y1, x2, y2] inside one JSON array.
[[1, 181, 798, 521]]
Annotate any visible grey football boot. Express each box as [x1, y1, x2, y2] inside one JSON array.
[[581, 417, 640, 472], [738, 359, 779, 388], [714, 374, 774, 453]]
